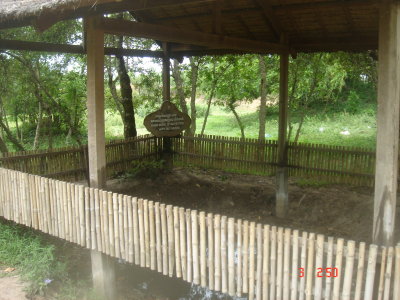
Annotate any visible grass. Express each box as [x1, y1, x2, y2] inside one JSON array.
[[1, 100, 377, 152], [0, 221, 66, 296], [0, 220, 96, 299]]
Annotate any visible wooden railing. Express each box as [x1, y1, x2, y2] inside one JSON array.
[[0, 167, 398, 299]]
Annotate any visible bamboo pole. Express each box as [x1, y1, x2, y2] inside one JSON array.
[[200, 211, 207, 287], [180, 207, 187, 280], [192, 209, 199, 284], [149, 201, 156, 270], [108, 191, 115, 257], [186, 208, 192, 282], [377, 247, 387, 300], [290, 230, 299, 300], [270, 226, 277, 300], [305, 233, 315, 300], [138, 198, 145, 267], [62, 181, 69, 241], [90, 188, 97, 249], [236, 219, 242, 297], [113, 193, 120, 259], [342, 240, 356, 300], [214, 214, 221, 291], [364, 244, 378, 300], [221, 216, 228, 293], [383, 246, 393, 300], [84, 187, 91, 249], [167, 205, 175, 277], [173, 206, 182, 277], [155, 202, 162, 272], [276, 227, 284, 300], [119, 194, 126, 261], [144, 199, 150, 268], [228, 217, 235, 296], [133, 197, 140, 265], [354, 242, 366, 300], [208, 213, 214, 290], [393, 244, 400, 300], [262, 225, 270, 300], [324, 237, 334, 300], [123, 195, 129, 261], [248, 221, 256, 300], [78, 185, 85, 247], [332, 238, 344, 300], [314, 234, 324, 300], [283, 228, 291, 300], [94, 188, 102, 252], [243, 220, 249, 294], [255, 223, 263, 300], [74, 184, 79, 244], [161, 204, 168, 275], [127, 196, 134, 263], [102, 190, 110, 255]]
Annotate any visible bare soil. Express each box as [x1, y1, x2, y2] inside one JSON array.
[[108, 167, 400, 244], [0, 270, 27, 300]]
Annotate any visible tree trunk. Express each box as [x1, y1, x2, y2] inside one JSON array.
[[228, 102, 245, 139], [200, 81, 217, 136], [258, 55, 267, 141], [116, 37, 137, 139], [172, 59, 189, 115], [294, 112, 305, 143], [189, 57, 199, 135], [48, 117, 53, 149], [0, 135, 8, 154], [106, 62, 124, 122], [0, 119, 24, 151], [33, 101, 42, 150]]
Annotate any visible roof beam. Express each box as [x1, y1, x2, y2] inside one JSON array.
[[98, 17, 288, 54], [254, 0, 284, 40], [0, 39, 165, 57]]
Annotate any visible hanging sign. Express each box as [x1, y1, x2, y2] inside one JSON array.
[[144, 101, 191, 137]]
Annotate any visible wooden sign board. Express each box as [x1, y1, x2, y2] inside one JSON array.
[[143, 101, 191, 137]]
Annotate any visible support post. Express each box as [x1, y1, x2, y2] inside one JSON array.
[[86, 16, 116, 299], [276, 52, 289, 218], [373, 2, 400, 247], [162, 42, 173, 170]]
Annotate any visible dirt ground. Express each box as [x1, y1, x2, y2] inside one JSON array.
[[108, 167, 400, 244], [0, 269, 27, 300]]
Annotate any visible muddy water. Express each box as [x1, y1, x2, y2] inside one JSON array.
[[117, 261, 246, 300]]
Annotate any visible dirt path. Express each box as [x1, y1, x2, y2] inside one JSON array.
[[108, 167, 400, 244], [0, 269, 27, 300]]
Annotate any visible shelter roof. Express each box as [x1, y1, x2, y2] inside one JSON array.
[[0, 0, 379, 53]]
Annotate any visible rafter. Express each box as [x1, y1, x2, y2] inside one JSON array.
[[254, 0, 284, 40], [98, 17, 288, 54]]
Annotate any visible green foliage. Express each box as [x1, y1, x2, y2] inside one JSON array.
[[0, 222, 67, 296]]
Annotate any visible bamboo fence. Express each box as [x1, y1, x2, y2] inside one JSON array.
[[173, 135, 376, 187], [0, 134, 381, 187], [0, 135, 162, 182], [0, 167, 399, 299]]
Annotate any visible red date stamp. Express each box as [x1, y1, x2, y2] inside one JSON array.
[[299, 267, 338, 278]]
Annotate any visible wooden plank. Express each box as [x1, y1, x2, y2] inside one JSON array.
[[167, 205, 175, 277], [214, 214, 221, 291], [314, 235, 324, 300], [305, 233, 315, 300], [248, 222, 256, 300], [208, 213, 214, 289], [180, 207, 187, 279], [173, 206, 181, 277], [354, 242, 366, 300]]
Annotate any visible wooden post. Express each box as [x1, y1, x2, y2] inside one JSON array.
[[276, 50, 289, 217], [162, 42, 173, 170], [373, 2, 400, 246], [86, 16, 116, 300]]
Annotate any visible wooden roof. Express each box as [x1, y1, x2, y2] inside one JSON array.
[[0, 0, 379, 53]]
